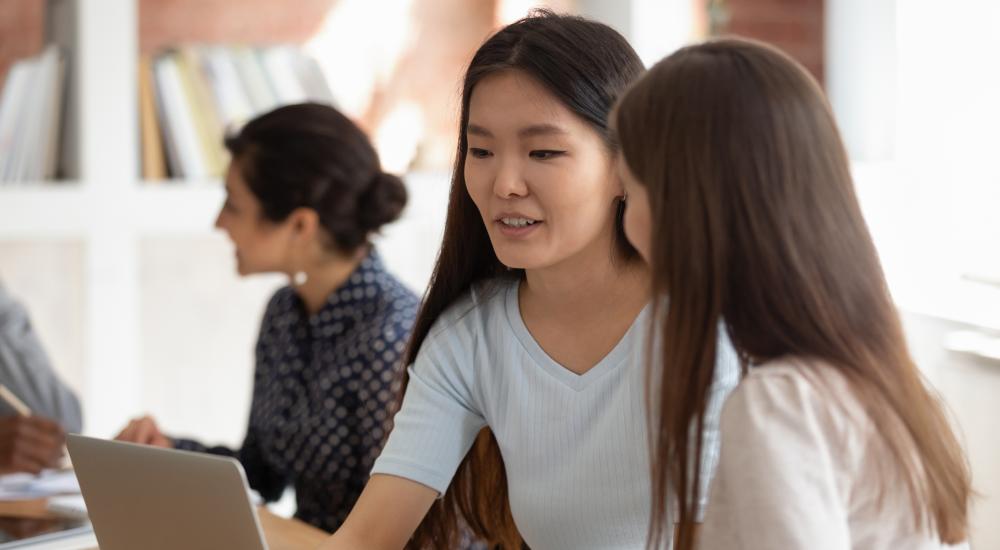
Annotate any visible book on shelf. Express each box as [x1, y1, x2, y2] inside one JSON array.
[[138, 55, 167, 180], [0, 44, 67, 184], [141, 44, 335, 182]]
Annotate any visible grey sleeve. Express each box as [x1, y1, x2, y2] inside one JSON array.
[[0, 285, 83, 433]]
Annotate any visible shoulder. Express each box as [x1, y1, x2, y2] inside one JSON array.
[[722, 358, 867, 446], [0, 283, 27, 330], [263, 286, 296, 316], [419, 277, 516, 355], [257, 286, 299, 338], [427, 278, 512, 335]]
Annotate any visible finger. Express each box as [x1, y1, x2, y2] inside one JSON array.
[[132, 420, 157, 445], [151, 433, 172, 448], [9, 436, 59, 474], [24, 416, 63, 436], [116, 419, 141, 442], [10, 452, 47, 475]]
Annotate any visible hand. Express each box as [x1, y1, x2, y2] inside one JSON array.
[[115, 415, 172, 448], [0, 516, 73, 539], [0, 415, 66, 475]]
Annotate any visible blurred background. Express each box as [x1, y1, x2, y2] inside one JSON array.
[[0, 0, 997, 546]]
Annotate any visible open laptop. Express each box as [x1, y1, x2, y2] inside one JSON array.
[[66, 435, 268, 550]]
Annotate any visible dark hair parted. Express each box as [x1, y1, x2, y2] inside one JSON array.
[[614, 39, 971, 550], [225, 102, 407, 252], [400, 10, 644, 549]]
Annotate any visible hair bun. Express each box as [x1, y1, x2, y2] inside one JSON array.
[[357, 171, 407, 232]]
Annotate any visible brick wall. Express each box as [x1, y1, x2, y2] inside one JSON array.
[[0, 0, 44, 87], [715, 0, 825, 85], [138, 0, 336, 53], [0, 0, 337, 88], [4, 1, 827, 90]]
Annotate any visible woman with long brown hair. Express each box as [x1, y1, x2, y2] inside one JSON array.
[[614, 39, 972, 549], [317, 11, 738, 550]]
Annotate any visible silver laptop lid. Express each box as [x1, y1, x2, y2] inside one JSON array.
[[67, 435, 268, 550]]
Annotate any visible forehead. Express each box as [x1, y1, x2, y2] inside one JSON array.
[[467, 70, 583, 133], [224, 162, 251, 195]]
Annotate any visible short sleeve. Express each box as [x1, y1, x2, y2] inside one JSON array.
[[370, 315, 487, 495], [697, 370, 851, 550]]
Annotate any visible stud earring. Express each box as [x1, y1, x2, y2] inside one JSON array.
[[293, 271, 308, 286]]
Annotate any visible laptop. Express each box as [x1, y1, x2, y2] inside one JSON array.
[[66, 435, 268, 550]]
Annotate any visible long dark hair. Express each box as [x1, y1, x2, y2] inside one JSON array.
[[225, 102, 407, 252], [400, 11, 644, 549], [614, 39, 971, 550]]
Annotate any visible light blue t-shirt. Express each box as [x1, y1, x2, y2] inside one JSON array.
[[372, 278, 739, 549]]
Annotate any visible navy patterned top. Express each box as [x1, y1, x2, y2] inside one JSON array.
[[175, 250, 420, 532]]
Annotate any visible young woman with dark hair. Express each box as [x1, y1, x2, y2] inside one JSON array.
[[116, 102, 420, 533], [614, 39, 972, 550], [318, 11, 738, 550]]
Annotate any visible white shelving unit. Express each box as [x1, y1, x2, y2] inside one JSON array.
[[0, 0, 228, 435], [0, 1, 455, 440]]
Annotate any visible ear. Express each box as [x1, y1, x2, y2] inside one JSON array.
[[287, 207, 320, 242], [609, 155, 625, 198]]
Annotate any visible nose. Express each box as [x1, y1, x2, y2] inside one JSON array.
[[492, 157, 528, 199]]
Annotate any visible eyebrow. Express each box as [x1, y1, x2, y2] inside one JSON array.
[[466, 123, 569, 138]]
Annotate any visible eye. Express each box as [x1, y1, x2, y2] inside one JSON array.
[[469, 148, 492, 159], [529, 150, 566, 160]]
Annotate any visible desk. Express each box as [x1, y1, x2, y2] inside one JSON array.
[[0, 501, 329, 549]]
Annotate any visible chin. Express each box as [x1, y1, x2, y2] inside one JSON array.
[[493, 247, 549, 271], [234, 260, 254, 277]]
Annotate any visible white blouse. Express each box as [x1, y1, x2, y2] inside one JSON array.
[[698, 358, 969, 550]]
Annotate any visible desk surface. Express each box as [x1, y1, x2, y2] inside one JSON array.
[[0, 501, 329, 549]]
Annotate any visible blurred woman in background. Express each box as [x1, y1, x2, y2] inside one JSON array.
[[116, 102, 419, 533]]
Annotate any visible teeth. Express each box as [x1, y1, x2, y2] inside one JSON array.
[[500, 217, 537, 228]]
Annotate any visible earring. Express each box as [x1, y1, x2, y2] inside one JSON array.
[[293, 270, 309, 286]]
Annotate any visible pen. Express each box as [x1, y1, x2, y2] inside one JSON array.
[[0, 384, 31, 416]]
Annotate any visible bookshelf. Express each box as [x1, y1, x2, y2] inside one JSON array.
[[0, 0, 141, 436], [0, 0, 374, 439], [0, 0, 693, 440], [0, 1, 453, 444]]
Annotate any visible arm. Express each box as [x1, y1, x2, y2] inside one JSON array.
[[317, 474, 437, 550], [0, 286, 82, 433], [319, 309, 487, 548], [116, 417, 290, 502]]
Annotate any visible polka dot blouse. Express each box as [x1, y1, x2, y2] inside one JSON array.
[[174, 249, 420, 532]]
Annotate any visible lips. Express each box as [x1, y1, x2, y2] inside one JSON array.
[[493, 213, 543, 238]]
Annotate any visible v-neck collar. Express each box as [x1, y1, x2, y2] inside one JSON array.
[[504, 280, 650, 392]]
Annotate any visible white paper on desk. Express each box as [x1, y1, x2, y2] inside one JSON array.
[[46, 494, 88, 519], [0, 470, 80, 501]]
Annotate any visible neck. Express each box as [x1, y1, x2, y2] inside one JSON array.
[[521, 238, 650, 317], [294, 248, 366, 315]]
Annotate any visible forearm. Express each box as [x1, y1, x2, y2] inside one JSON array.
[[316, 474, 436, 550]]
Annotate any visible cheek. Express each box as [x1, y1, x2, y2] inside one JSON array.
[[464, 162, 490, 212]]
